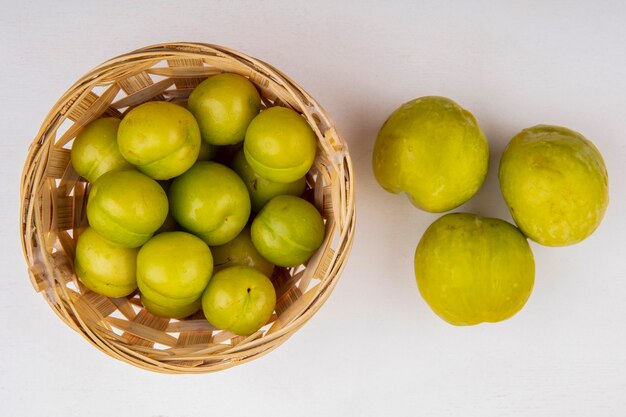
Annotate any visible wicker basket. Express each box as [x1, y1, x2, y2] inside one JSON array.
[[20, 42, 355, 373]]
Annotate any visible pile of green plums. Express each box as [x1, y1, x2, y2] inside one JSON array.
[[373, 96, 609, 326], [71, 73, 326, 336]]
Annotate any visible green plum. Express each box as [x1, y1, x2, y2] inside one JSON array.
[[74, 227, 138, 298], [499, 125, 609, 246], [188, 73, 261, 145], [201, 266, 276, 336], [232, 149, 306, 212], [415, 213, 535, 326], [141, 294, 201, 319], [211, 226, 275, 277], [137, 232, 213, 309], [244, 107, 317, 183], [70, 117, 133, 183], [251, 195, 325, 267], [372, 96, 489, 212], [86, 170, 168, 248], [117, 101, 201, 180], [169, 161, 251, 246]]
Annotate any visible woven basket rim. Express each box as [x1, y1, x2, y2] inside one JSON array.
[[20, 42, 356, 373]]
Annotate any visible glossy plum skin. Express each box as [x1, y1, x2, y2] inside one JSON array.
[[168, 161, 251, 246], [372, 96, 489, 213], [414, 213, 535, 326], [210, 226, 275, 277], [243, 107, 317, 183], [188, 73, 261, 145], [136, 232, 213, 316], [74, 227, 139, 298], [251, 195, 325, 267], [201, 266, 276, 336], [499, 125, 609, 246], [231, 149, 306, 212], [140, 293, 202, 319], [70, 117, 133, 183], [117, 101, 201, 180], [86, 170, 169, 248]]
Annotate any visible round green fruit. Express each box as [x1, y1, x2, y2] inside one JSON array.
[[499, 125, 609, 246], [414, 213, 535, 326], [211, 226, 275, 277], [202, 266, 276, 336], [141, 294, 201, 319], [117, 101, 201, 180], [251, 195, 325, 267], [169, 161, 251, 246], [86, 170, 168, 248], [70, 117, 133, 183], [188, 73, 261, 145], [232, 149, 306, 212], [372, 96, 489, 212], [244, 107, 317, 183], [74, 227, 138, 298], [137, 232, 213, 308]]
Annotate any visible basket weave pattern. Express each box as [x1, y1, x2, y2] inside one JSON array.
[[20, 43, 355, 373]]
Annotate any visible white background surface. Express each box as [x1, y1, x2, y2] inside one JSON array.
[[2, 1, 626, 416]]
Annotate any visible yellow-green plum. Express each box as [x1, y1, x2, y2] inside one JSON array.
[[87, 170, 168, 248], [188, 73, 261, 145], [244, 107, 317, 183], [117, 101, 201, 180], [141, 293, 201, 319], [499, 125, 609, 246], [414, 213, 535, 326], [70, 118, 133, 182], [202, 266, 276, 336], [74, 227, 138, 298], [137, 232, 213, 311], [169, 161, 251, 246], [251, 195, 325, 267], [211, 226, 275, 277], [372, 96, 489, 212], [232, 149, 306, 212]]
